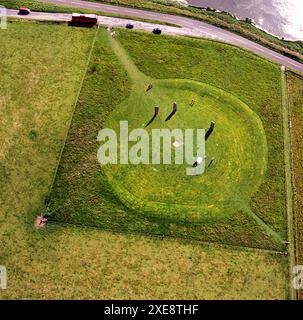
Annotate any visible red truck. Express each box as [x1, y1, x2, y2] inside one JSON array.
[[71, 13, 98, 27]]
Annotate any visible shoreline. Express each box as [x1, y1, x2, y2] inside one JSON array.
[[183, 0, 302, 41]]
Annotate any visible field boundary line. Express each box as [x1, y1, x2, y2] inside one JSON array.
[[286, 70, 302, 272], [285, 70, 301, 300], [281, 66, 296, 300], [243, 207, 285, 246], [46, 219, 287, 255], [44, 25, 100, 207]]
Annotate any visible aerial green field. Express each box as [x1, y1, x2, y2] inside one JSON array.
[[48, 28, 286, 251], [101, 37, 267, 219], [0, 20, 291, 299]]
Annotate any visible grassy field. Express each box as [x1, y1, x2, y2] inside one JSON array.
[[46, 27, 287, 250], [117, 30, 288, 239], [287, 72, 303, 300], [1, 225, 288, 299], [0, 20, 290, 299], [105, 79, 267, 215]]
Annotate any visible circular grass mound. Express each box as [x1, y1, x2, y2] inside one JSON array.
[[101, 79, 267, 221]]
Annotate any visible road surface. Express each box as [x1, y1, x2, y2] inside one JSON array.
[[6, 0, 303, 73]]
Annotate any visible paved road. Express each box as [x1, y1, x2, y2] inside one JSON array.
[[7, 9, 230, 40], [8, 0, 303, 73]]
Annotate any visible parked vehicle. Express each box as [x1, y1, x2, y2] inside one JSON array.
[[126, 23, 134, 29], [70, 13, 98, 27], [18, 7, 31, 15], [153, 28, 162, 35]]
